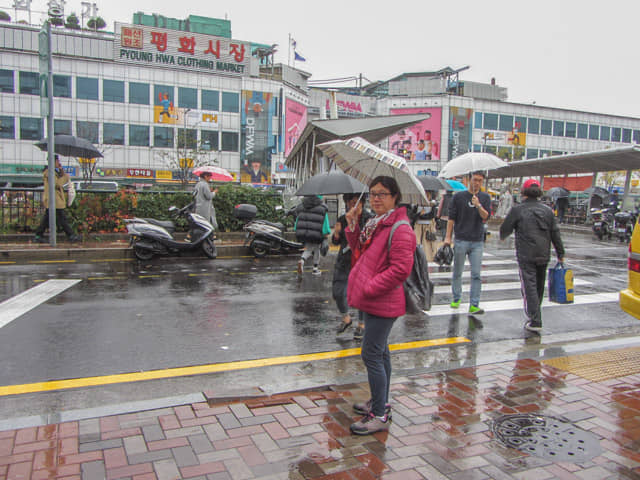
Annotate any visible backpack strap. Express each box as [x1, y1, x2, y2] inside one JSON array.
[[388, 220, 411, 251]]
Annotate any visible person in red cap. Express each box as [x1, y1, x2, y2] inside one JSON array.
[[499, 178, 565, 332]]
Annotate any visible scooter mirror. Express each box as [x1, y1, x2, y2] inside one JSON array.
[[275, 205, 283, 211], [168, 206, 178, 213]]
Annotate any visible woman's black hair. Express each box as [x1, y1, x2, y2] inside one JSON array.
[[370, 175, 401, 205], [522, 185, 542, 198]]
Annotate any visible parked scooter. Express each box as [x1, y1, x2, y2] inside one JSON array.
[[126, 203, 217, 260], [590, 202, 618, 241], [234, 203, 304, 258], [614, 210, 637, 242]]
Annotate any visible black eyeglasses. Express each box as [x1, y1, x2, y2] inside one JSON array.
[[369, 192, 392, 199]]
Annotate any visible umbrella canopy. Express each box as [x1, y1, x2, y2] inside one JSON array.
[[446, 179, 467, 191], [583, 186, 610, 198], [439, 152, 507, 178], [418, 175, 452, 192], [192, 165, 234, 182], [316, 137, 428, 205], [546, 186, 570, 199], [35, 135, 103, 159], [295, 171, 367, 196]]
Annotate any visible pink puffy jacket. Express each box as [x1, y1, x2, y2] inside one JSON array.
[[345, 207, 416, 318]]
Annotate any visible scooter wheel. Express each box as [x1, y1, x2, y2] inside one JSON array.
[[202, 236, 217, 259], [250, 241, 268, 258], [133, 244, 154, 261]]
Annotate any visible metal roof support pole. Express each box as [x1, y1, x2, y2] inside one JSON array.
[[622, 170, 632, 209], [310, 132, 316, 173]]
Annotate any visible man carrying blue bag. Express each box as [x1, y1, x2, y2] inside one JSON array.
[[499, 178, 565, 333]]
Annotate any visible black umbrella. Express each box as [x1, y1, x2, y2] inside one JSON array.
[[546, 186, 570, 199], [418, 175, 452, 192], [35, 135, 103, 158], [583, 186, 610, 198], [295, 171, 367, 196]]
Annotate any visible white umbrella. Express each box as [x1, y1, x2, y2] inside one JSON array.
[[317, 137, 428, 205], [439, 152, 508, 179]]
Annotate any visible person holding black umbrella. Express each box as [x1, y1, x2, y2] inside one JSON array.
[[34, 155, 80, 243]]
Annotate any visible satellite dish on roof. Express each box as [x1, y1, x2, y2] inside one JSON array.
[[48, 6, 63, 18]]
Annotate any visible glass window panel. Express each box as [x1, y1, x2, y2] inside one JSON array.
[[76, 77, 98, 100], [540, 119, 552, 135], [526, 148, 539, 159], [552, 151, 563, 156], [20, 117, 42, 139], [472, 144, 482, 152], [19, 71, 39, 95], [221, 131, 238, 151], [154, 126, 174, 147], [201, 89, 219, 111], [0, 69, 13, 93], [129, 125, 149, 146], [77, 121, 99, 143], [634, 130, 640, 144], [539, 149, 550, 157], [484, 145, 497, 154], [103, 79, 124, 102], [600, 126, 610, 141], [178, 87, 197, 109], [474, 112, 483, 128], [527, 118, 540, 134], [154, 85, 174, 106], [577, 123, 588, 138], [483, 113, 498, 130], [53, 75, 71, 98], [565, 122, 576, 138], [623, 128, 632, 143], [129, 82, 149, 105], [611, 127, 621, 142], [498, 114, 513, 132], [103, 123, 125, 145], [201, 130, 219, 151], [221, 92, 239, 113], [0, 116, 15, 139], [177, 128, 197, 149], [54, 119, 71, 135], [553, 120, 564, 137], [515, 116, 527, 132], [589, 124, 599, 140]]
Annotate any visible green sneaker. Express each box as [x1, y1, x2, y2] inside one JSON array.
[[469, 305, 484, 315], [450, 300, 461, 308]]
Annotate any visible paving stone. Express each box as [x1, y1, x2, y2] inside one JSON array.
[[79, 438, 123, 453], [172, 445, 199, 467], [188, 433, 214, 455], [142, 424, 165, 442], [127, 448, 174, 465], [81, 460, 105, 480], [153, 458, 181, 480], [216, 413, 242, 430]]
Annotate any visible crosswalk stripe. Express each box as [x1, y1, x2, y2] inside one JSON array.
[[430, 268, 519, 279], [432, 278, 592, 295]]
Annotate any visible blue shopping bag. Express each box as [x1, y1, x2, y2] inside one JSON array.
[[548, 262, 574, 304]]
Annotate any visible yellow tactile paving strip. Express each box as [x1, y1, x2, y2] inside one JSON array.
[[543, 346, 640, 382]]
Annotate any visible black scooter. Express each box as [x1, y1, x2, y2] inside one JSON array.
[[234, 203, 304, 258], [126, 203, 217, 260], [614, 210, 637, 242]]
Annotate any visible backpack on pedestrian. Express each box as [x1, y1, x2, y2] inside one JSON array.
[[388, 220, 434, 314]]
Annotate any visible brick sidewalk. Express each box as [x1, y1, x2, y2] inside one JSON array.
[[0, 355, 639, 479]]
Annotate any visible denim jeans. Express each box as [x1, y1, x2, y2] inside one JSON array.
[[361, 312, 397, 417], [452, 240, 484, 307]]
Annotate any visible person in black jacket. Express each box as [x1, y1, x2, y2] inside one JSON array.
[[295, 195, 330, 276], [499, 178, 565, 333]]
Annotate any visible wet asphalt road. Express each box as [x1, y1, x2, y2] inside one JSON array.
[[0, 229, 639, 420]]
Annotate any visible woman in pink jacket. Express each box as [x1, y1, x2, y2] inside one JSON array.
[[344, 176, 416, 435]]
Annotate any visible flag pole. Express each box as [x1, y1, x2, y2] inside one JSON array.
[[287, 33, 291, 67]]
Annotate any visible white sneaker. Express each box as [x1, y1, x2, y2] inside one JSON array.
[[312, 267, 321, 276]]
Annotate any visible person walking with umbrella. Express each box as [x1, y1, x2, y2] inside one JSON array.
[[34, 155, 80, 243], [193, 171, 218, 230], [295, 195, 331, 276]]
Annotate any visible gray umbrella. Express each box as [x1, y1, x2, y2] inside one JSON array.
[[546, 186, 570, 199], [583, 186, 610, 198], [418, 175, 452, 192], [35, 135, 103, 158], [295, 171, 367, 196]]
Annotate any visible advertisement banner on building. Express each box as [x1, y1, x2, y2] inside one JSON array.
[[114, 22, 250, 77], [449, 107, 473, 160], [240, 90, 276, 184], [389, 108, 442, 161], [285, 98, 307, 157]]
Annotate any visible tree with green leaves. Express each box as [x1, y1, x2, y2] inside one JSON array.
[[87, 16, 106, 30], [65, 13, 81, 30]]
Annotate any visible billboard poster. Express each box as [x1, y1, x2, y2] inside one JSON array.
[[240, 90, 276, 184], [285, 98, 307, 157], [449, 107, 473, 160], [389, 108, 442, 161]]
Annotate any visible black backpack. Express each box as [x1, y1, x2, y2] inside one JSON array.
[[388, 221, 434, 314]]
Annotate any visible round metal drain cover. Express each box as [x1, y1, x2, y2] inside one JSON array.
[[491, 414, 602, 462]]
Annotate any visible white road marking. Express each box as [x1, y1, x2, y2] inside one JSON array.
[[432, 278, 593, 295], [0, 279, 81, 329]]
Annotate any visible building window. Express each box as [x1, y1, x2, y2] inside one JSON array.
[[178, 87, 197, 109], [553, 120, 564, 137], [515, 116, 527, 132], [634, 130, 640, 144], [177, 128, 197, 149], [202, 89, 219, 111], [540, 119, 552, 135], [589, 124, 599, 140], [129, 82, 149, 105], [565, 122, 576, 138], [103, 79, 124, 102], [539, 149, 550, 157], [611, 127, 621, 142], [221, 131, 238, 151], [577, 123, 588, 139], [473, 111, 483, 128], [483, 113, 498, 130], [154, 126, 174, 148], [484, 145, 497, 154], [0, 69, 13, 93], [600, 126, 610, 141], [0, 116, 15, 139], [19, 71, 39, 95], [201, 130, 219, 151], [154, 85, 174, 107], [473, 144, 482, 152], [527, 118, 540, 134], [129, 125, 149, 146], [526, 148, 539, 159], [498, 114, 513, 132], [221, 92, 239, 113], [104, 123, 125, 145], [54, 119, 72, 135], [77, 77, 98, 100], [77, 121, 99, 143], [53, 75, 71, 98], [20, 117, 42, 140], [623, 128, 632, 143]]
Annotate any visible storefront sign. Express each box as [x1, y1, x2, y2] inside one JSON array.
[[127, 168, 153, 178], [155, 170, 173, 180], [389, 107, 441, 161], [449, 107, 473, 160], [285, 98, 307, 157], [240, 90, 275, 184], [114, 22, 249, 77]]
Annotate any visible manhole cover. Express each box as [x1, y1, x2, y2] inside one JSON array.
[[491, 414, 602, 462]]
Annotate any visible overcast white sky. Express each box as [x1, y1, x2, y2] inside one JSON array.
[[13, 0, 640, 118]]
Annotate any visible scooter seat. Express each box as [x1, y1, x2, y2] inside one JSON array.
[[255, 220, 285, 230]]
